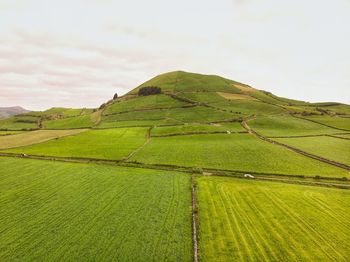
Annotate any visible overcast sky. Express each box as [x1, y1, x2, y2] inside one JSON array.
[[0, 0, 349, 110]]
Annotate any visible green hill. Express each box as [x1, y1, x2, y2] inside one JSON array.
[[1, 71, 350, 261]]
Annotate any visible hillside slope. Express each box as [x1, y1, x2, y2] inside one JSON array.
[[0, 106, 29, 119]]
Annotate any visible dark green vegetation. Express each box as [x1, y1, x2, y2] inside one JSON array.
[[1, 71, 349, 261], [0, 157, 192, 261], [197, 176, 350, 261]]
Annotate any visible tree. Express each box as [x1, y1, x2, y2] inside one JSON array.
[[113, 93, 118, 100], [138, 86, 162, 96]]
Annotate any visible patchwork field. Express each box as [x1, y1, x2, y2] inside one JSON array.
[[0, 129, 87, 149], [274, 136, 350, 166], [130, 133, 348, 177], [0, 157, 192, 261], [3, 127, 148, 160], [151, 122, 245, 136], [196, 176, 350, 261], [1, 71, 349, 261], [248, 115, 339, 137]]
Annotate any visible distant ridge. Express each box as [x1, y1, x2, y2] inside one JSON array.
[[0, 106, 29, 119]]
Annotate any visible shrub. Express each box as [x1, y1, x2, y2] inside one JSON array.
[[138, 86, 162, 96], [113, 93, 118, 100]]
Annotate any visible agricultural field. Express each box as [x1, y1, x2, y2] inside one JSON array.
[[100, 106, 236, 126], [274, 136, 350, 166], [196, 176, 350, 261], [130, 133, 348, 177], [43, 114, 96, 129], [0, 129, 87, 149], [1, 70, 350, 261], [248, 115, 340, 137], [103, 94, 188, 115], [151, 122, 245, 136], [3, 127, 148, 160], [0, 157, 192, 261], [302, 115, 350, 130]]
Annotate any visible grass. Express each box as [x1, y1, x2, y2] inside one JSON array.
[[196, 176, 350, 261], [97, 119, 182, 128], [302, 115, 350, 130], [100, 106, 236, 125], [0, 157, 192, 261], [103, 94, 188, 115], [0, 130, 25, 136], [0, 117, 38, 130], [3, 127, 148, 160], [130, 133, 348, 177], [130, 71, 242, 94], [151, 122, 245, 136], [43, 114, 96, 129], [274, 136, 350, 165], [248, 115, 339, 136], [0, 129, 87, 149], [217, 92, 257, 100]]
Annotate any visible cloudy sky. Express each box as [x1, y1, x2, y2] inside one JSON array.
[[0, 0, 349, 110]]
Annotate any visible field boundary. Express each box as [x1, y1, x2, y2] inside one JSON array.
[[0, 152, 349, 190], [191, 175, 199, 262], [242, 121, 350, 171], [151, 131, 247, 138], [293, 115, 350, 132]]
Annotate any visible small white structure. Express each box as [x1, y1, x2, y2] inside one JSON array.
[[226, 130, 231, 134], [244, 174, 255, 179]]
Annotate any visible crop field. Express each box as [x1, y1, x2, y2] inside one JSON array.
[[100, 106, 235, 124], [303, 116, 350, 130], [275, 136, 350, 165], [0, 117, 38, 130], [97, 119, 182, 128], [103, 94, 188, 115], [3, 127, 148, 160], [0, 157, 192, 261], [151, 122, 245, 136], [212, 100, 284, 115], [0, 129, 87, 149], [130, 133, 348, 177], [43, 114, 96, 129], [196, 176, 350, 261], [248, 115, 339, 136]]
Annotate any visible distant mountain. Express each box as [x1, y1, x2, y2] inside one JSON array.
[[0, 106, 29, 119]]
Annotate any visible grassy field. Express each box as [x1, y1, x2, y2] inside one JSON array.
[[303, 116, 350, 130], [0, 129, 87, 149], [100, 106, 235, 125], [130, 133, 348, 177], [151, 122, 245, 136], [97, 119, 182, 128], [0, 157, 192, 261], [130, 71, 242, 94], [0, 130, 25, 136], [3, 127, 148, 160], [103, 94, 188, 115], [275, 136, 350, 165], [0, 117, 38, 130], [248, 115, 339, 136], [43, 114, 96, 129], [196, 176, 350, 261]]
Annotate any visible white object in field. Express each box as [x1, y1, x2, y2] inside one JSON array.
[[226, 130, 231, 134], [244, 174, 255, 179]]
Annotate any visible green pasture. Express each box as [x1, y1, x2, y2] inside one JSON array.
[[196, 176, 350, 261], [43, 114, 96, 129], [0, 157, 192, 261], [275, 136, 350, 166], [3, 127, 148, 160], [302, 116, 350, 130], [131, 133, 348, 177]]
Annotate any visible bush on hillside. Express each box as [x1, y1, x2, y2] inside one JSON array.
[[138, 86, 162, 96], [113, 93, 118, 100]]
